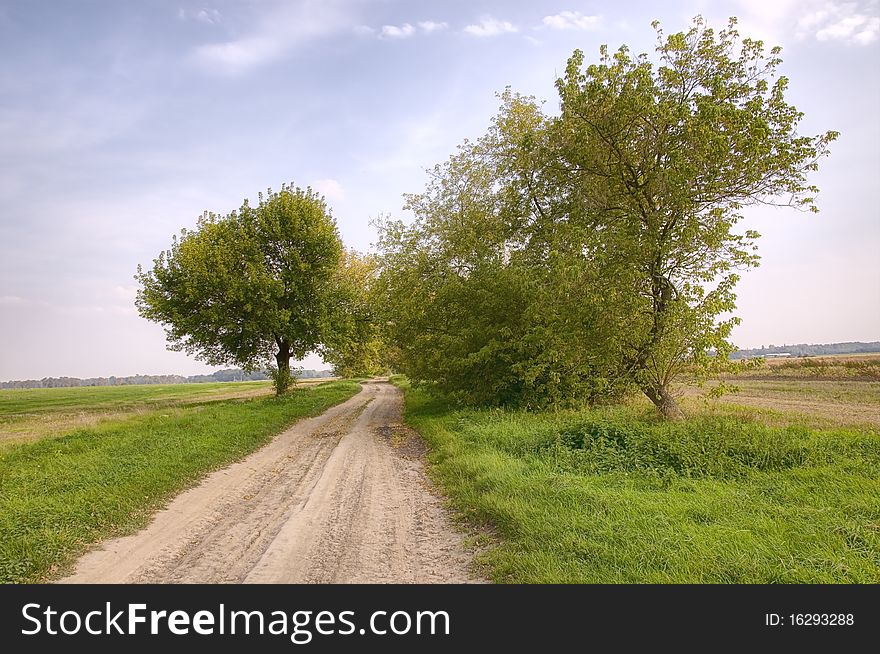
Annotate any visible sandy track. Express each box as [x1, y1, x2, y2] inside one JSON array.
[[61, 381, 478, 584]]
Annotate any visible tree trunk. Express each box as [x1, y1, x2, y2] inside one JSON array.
[[275, 350, 290, 376], [643, 384, 685, 421], [274, 341, 292, 396]]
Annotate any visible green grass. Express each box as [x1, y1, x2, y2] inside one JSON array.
[[0, 381, 279, 444], [728, 380, 880, 402], [682, 379, 880, 431], [0, 381, 275, 415], [395, 379, 880, 583], [0, 380, 360, 583]]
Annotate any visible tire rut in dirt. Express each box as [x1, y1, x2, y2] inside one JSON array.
[[61, 381, 478, 584]]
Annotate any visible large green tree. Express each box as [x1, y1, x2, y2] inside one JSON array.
[[550, 16, 837, 417], [136, 184, 344, 394], [377, 17, 836, 417], [377, 93, 624, 407]]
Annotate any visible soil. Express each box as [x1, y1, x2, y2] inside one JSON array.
[[60, 381, 479, 584]]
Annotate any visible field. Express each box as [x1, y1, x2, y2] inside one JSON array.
[[394, 367, 880, 583], [684, 353, 880, 429], [682, 380, 880, 430], [0, 380, 360, 583], [3, 361, 877, 585], [719, 353, 880, 386], [0, 380, 348, 445]]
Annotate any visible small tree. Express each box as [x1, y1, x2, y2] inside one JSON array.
[[136, 183, 343, 395], [321, 249, 388, 378]]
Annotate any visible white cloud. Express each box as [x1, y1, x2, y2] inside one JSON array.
[[312, 178, 346, 204], [852, 19, 880, 42], [191, 2, 355, 75], [417, 20, 448, 34], [380, 23, 415, 39], [737, 0, 800, 25], [463, 17, 518, 37], [195, 8, 222, 25], [353, 25, 375, 36], [798, 6, 833, 31], [377, 21, 447, 39], [524, 35, 543, 46], [541, 11, 601, 31], [734, 0, 880, 46], [178, 7, 222, 25], [194, 37, 284, 73], [807, 5, 880, 45], [723, 0, 802, 45], [703, 0, 880, 49]]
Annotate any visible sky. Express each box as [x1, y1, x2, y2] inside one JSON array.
[[0, 0, 878, 380]]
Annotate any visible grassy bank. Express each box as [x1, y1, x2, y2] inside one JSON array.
[[0, 380, 360, 583], [396, 379, 880, 583]]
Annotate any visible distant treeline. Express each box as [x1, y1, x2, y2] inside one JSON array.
[[0, 368, 332, 389], [731, 341, 880, 360]]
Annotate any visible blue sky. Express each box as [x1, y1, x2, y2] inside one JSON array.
[[1, 0, 878, 379]]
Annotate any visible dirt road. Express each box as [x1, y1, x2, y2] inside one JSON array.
[[61, 381, 478, 584]]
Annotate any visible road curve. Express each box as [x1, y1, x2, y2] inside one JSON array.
[[60, 381, 478, 584]]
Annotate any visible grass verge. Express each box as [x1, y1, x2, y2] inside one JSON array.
[[0, 380, 360, 583], [393, 378, 880, 583]]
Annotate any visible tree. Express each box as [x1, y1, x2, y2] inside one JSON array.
[[377, 16, 836, 418], [136, 183, 344, 395], [377, 93, 626, 407], [321, 249, 389, 378], [549, 16, 837, 417]]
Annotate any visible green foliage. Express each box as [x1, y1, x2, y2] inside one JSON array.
[[397, 381, 880, 582], [268, 364, 297, 394], [550, 16, 836, 417], [136, 183, 345, 395], [704, 379, 739, 399], [0, 381, 360, 583], [321, 250, 389, 378], [376, 94, 627, 408], [377, 16, 836, 418]]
